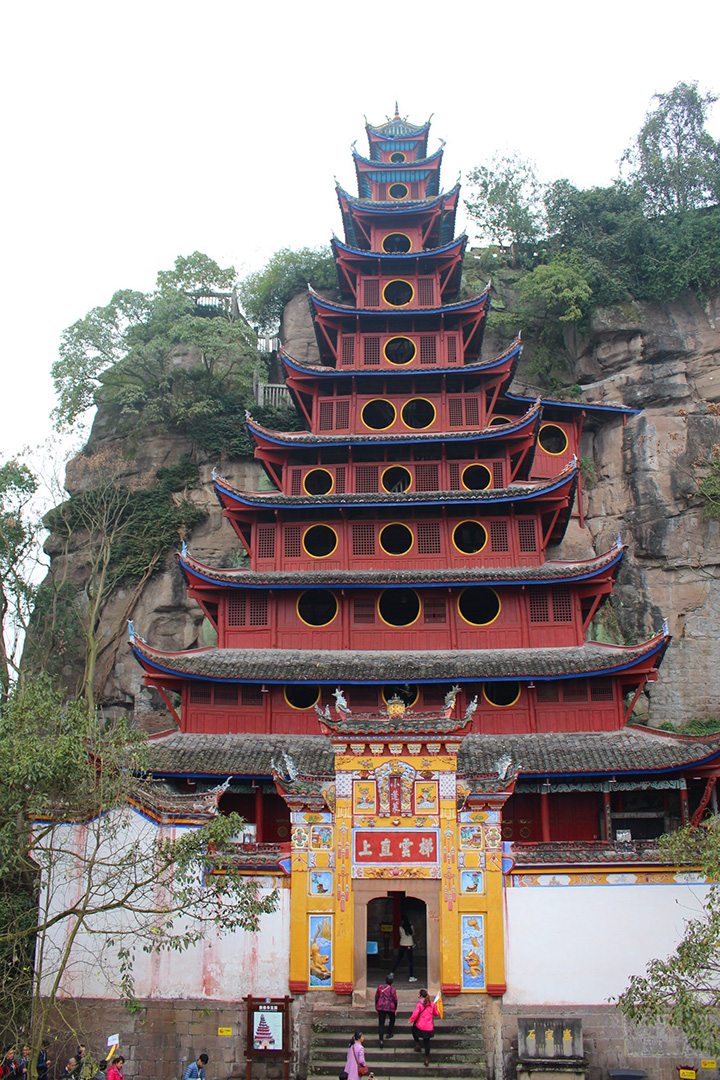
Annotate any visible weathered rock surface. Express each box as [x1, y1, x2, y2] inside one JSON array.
[[36, 288, 720, 725]]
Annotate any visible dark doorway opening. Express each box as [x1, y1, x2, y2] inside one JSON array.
[[366, 892, 427, 989]]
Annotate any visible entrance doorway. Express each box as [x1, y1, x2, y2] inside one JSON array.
[[367, 893, 427, 988]]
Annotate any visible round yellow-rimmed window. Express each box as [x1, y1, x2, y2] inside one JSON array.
[[361, 399, 397, 431], [383, 279, 414, 307], [382, 232, 412, 253], [379, 523, 414, 556], [401, 398, 436, 430], [388, 182, 409, 200], [381, 465, 412, 493], [538, 423, 569, 455], [382, 684, 419, 707], [482, 682, 521, 708], [462, 463, 493, 490], [389, 151, 406, 164], [384, 336, 416, 365], [303, 468, 334, 495], [284, 685, 321, 710], [457, 586, 501, 626], [296, 589, 338, 627], [488, 415, 511, 427], [452, 520, 488, 555], [302, 524, 338, 559], [377, 589, 421, 627]]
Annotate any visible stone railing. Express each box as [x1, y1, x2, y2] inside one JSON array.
[[511, 839, 666, 865]]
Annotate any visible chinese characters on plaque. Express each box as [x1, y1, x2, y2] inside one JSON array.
[[353, 829, 439, 866]]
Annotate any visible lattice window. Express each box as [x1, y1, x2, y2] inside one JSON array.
[[417, 521, 441, 554], [449, 463, 461, 489], [318, 401, 334, 431], [377, 184, 387, 201], [249, 595, 268, 626], [492, 462, 504, 488], [290, 469, 302, 495], [518, 518, 538, 553], [528, 589, 549, 623], [423, 596, 447, 623], [590, 679, 614, 702], [417, 277, 435, 306], [352, 686, 380, 707], [341, 337, 355, 366], [241, 685, 263, 706], [227, 594, 247, 626], [420, 335, 437, 365], [490, 520, 509, 552], [563, 680, 587, 702], [335, 467, 346, 494], [448, 399, 464, 427], [352, 523, 375, 556], [284, 526, 302, 559], [415, 463, 439, 491], [356, 466, 379, 493], [536, 683, 559, 702], [552, 586, 573, 622], [410, 182, 419, 199], [353, 597, 376, 624], [423, 686, 446, 706], [464, 398, 480, 426], [189, 684, 212, 704], [363, 279, 380, 307], [446, 335, 458, 364], [335, 400, 350, 429], [363, 337, 381, 366], [256, 525, 275, 560], [214, 683, 238, 705]]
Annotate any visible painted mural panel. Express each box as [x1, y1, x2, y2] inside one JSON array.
[[460, 870, 485, 895], [309, 870, 333, 896], [461, 914, 485, 990], [353, 780, 377, 815], [309, 915, 332, 988]]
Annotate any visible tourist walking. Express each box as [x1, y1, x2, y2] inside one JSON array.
[[344, 1033, 368, 1080], [409, 988, 440, 1067], [183, 1056, 208, 1080], [106, 1056, 124, 1080], [390, 915, 416, 981], [374, 972, 398, 1046]]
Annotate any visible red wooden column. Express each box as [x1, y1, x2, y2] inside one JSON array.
[[540, 787, 551, 842], [255, 784, 264, 842]]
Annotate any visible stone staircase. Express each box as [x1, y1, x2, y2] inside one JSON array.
[[307, 998, 486, 1080]]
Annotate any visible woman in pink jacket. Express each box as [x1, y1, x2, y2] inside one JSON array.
[[344, 1032, 367, 1080], [409, 989, 439, 1066]]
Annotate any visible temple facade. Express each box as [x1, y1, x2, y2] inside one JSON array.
[[125, 111, 720, 1022]]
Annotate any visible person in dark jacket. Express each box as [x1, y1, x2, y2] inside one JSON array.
[[37, 1041, 51, 1080], [183, 1055, 208, 1080], [374, 972, 398, 1046]]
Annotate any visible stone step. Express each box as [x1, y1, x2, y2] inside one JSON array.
[[312, 1037, 483, 1052]]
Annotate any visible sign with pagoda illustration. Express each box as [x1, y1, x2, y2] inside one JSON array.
[[123, 108, 720, 1019]]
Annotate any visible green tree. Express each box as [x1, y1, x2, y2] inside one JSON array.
[[622, 81, 720, 214], [465, 152, 545, 264], [518, 255, 594, 325], [0, 460, 39, 705], [0, 675, 277, 1053], [238, 246, 337, 333], [617, 820, 720, 1054]]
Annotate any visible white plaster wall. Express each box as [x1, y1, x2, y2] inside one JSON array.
[[38, 812, 291, 1001], [504, 881, 711, 1005]]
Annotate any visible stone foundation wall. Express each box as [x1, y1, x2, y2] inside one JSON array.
[[488, 1002, 697, 1080]]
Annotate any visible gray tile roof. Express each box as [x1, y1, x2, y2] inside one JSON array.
[[148, 733, 335, 777]]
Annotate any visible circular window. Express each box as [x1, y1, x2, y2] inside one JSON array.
[[382, 684, 419, 707], [303, 468, 334, 495], [462, 463, 493, 491], [453, 521, 488, 554], [389, 151, 406, 164], [401, 398, 436, 429], [458, 587, 501, 626], [488, 415, 511, 427], [383, 279, 414, 307], [384, 336, 416, 365], [297, 589, 338, 627], [362, 399, 397, 430], [380, 523, 414, 556], [382, 232, 412, 253], [483, 682, 521, 708], [378, 589, 421, 626], [382, 465, 412, 493], [539, 424, 569, 455], [285, 684, 321, 710], [388, 182, 409, 200], [302, 524, 338, 558]]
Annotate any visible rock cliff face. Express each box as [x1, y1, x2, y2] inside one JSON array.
[[40, 289, 720, 725]]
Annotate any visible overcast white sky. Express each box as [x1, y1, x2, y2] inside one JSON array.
[[2, 0, 719, 465]]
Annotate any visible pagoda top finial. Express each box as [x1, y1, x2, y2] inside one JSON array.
[[394, 100, 400, 118]]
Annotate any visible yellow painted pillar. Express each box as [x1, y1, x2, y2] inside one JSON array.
[[439, 803, 461, 993], [288, 819, 310, 993], [333, 792, 354, 994]]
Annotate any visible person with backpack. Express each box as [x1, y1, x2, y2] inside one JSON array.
[[374, 972, 398, 1047], [390, 915, 416, 981], [408, 987, 440, 1067]]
